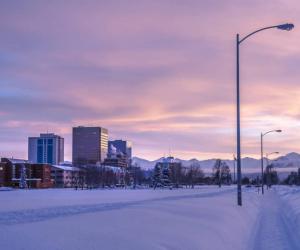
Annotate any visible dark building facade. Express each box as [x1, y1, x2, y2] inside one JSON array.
[[108, 140, 132, 159], [72, 126, 108, 166], [51, 165, 81, 188], [0, 158, 53, 188], [107, 140, 132, 168], [103, 156, 128, 168], [0, 162, 13, 187]]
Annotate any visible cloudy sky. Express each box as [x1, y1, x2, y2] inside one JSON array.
[[1, 0, 300, 161]]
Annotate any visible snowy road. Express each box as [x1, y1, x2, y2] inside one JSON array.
[[0, 187, 234, 225], [1, 186, 300, 250]]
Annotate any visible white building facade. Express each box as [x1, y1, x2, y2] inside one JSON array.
[[28, 133, 64, 165]]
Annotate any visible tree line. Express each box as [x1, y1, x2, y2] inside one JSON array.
[[71, 159, 234, 190], [152, 159, 232, 189]]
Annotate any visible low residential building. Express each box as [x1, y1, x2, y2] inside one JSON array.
[[103, 155, 128, 168], [0, 162, 12, 187], [51, 165, 81, 188], [0, 158, 53, 188]]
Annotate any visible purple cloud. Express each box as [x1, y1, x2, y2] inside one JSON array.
[[0, 0, 299, 160]]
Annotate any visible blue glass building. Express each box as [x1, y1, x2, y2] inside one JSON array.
[[108, 140, 132, 162], [28, 133, 64, 165]]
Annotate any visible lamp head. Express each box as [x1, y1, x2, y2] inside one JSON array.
[[276, 129, 282, 133], [277, 23, 294, 31]]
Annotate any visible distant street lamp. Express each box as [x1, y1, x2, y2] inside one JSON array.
[[266, 151, 279, 167], [260, 130, 282, 194], [236, 23, 294, 206], [265, 151, 279, 188]]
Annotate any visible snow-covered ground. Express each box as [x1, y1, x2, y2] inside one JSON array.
[[247, 186, 300, 250], [0, 186, 299, 250]]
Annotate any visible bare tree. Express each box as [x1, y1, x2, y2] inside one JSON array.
[[169, 163, 183, 188], [212, 160, 231, 187], [187, 163, 204, 188]]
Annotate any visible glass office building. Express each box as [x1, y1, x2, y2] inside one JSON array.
[[108, 140, 132, 159], [28, 133, 64, 165], [72, 126, 108, 166]]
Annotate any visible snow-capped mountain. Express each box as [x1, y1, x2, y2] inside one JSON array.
[[132, 153, 300, 177], [132, 156, 261, 170], [272, 152, 300, 168], [131, 157, 164, 169]]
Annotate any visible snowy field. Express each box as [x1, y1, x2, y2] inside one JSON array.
[[0, 186, 300, 250]]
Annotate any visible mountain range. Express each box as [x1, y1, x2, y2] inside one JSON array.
[[132, 152, 300, 178]]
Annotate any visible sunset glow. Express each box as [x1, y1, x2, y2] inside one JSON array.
[[1, 0, 299, 160]]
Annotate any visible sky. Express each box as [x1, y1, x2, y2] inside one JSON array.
[[1, 0, 300, 161]]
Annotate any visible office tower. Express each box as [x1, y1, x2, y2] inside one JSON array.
[[108, 140, 132, 159], [28, 133, 64, 165], [72, 126, 108, 166]]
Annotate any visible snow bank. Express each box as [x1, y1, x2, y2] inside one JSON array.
[[0, 187, 14, 191], [275, 186, 300, 235]]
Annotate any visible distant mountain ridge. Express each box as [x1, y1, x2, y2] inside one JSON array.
[[132, 152, 300, 175]]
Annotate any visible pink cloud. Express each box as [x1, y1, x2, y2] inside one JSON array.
[[0, 0, 299, 160]]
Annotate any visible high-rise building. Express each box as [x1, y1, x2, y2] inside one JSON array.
[[108, 140, 132, 159], [107, 140, 132, 167], [28, 133, 64, 165], [72, 126, 108, 166]]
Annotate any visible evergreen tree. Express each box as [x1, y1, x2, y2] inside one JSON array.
[[161, 163, 171, 189], [284, 171, 299, 185], [264, 164, 279, 187], [19, 164, 27, 189], [220, 163, 231, 185], [153, 164, 162, 189]]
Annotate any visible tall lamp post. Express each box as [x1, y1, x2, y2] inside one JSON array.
[[260, 130, 282, 194], [233, 154, 236, 183], [266, 151, 279, 188], [236, 23, 294, 206]]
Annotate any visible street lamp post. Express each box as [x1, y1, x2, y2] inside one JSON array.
[[260, 130, 282, 194], [233, 154, 236, 183], [236, 23, 293, 206]]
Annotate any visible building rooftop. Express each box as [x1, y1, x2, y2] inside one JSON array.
[[52, 165, 81, 171], [1, 158, 30, 164], [28, 133, 63, 139]]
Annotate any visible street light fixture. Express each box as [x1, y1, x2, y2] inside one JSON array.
[[260, 130, 282, 194], [277, 23, 295, 31], [236, 23, 294, 206], [266, 151, 279, 188], [266, 151, 280, 161]]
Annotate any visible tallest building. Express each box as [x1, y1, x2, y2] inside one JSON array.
[[72, 126, 108, 166]]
